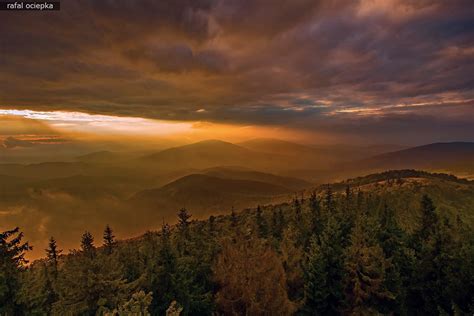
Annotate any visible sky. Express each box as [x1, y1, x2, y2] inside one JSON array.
[[1, 0, 473, 145]]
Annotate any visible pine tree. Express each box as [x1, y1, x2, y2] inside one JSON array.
[[0, 227, 32, 315], [103, 225, 116, 255], [208, 215, 216, 234], [344, 185, 354, 213], [280, 226, 305, 301], [408, 196, 459, 314], [356, 189, 364, 213], [324, 185, 335, 214], [17, 262, 58, 314], [303, 237, 328, 315], [302, 216, 345, 315], [53, 250, 128, 314], [309, 191, 322, 234], [344, 216, 393, 315], [80, 231, 95, 258], [116, 291, 153, 315], [378, 204, 412, 314], [214, 235, 295, 315], [177, 208, 191, 237], [278, 208, 285, 231], [271, 208, 285, 241], [45, 236, 62, 277], [230, 206, 238, 228], [293, 197, 302, 223], [150, 223, 178, 315], [416, 195, 438, 243], [177, 208, 192, 255], [255, 205, 268, 238]]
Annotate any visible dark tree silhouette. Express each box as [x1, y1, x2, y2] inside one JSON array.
[[103, 225, 116, 255], [0, 227, 32, 314], [45, 236, 62, 276], [255, 205, 268, 238], [177, 208, 191, 236], [80, 231, 95, 258]]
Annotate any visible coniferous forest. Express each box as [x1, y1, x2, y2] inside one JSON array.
[[2, 0, 474, 315], [2, 172, 473, 315]]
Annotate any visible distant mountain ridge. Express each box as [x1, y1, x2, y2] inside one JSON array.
[[137, 139, 301, 172], [200, 166, 312, 190], [131, 173, 292, 217], [363, 142, 474, 170], [342, 169, 472, 187]]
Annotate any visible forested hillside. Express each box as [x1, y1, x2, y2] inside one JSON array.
[[1, 171, 473, 315]]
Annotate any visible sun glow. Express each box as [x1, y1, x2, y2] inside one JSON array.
[[0, 108, 304, 143], [0, 109, 194, 136]]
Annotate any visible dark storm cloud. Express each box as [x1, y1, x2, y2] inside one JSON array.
[[0, 0, 473, 142]]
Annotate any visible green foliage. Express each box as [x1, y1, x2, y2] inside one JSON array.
[[324, 185, 335, 214], [81, 231, 95, 258], [214, 234, 294, 315], [343, 215, 394, 315], [11, 172, 474, 315], [177, 208, 191, 236], [103, 225, 116, 255], [271, 208, 285, 241], [18, 262, 57, 315], [110, 290, 153, 315], [0, 227, 31, 315], [309, 191, 322, 234], [255, 205, 268, 238], [302, 216, 345, 315], [52, 251, 129, 314]]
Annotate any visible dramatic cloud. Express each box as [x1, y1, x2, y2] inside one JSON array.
[[2, 137, 35, 149], [0, 0, 473, 143]]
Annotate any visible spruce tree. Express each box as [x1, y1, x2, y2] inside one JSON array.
[[378, 204, 411, 314], [409, 196, 457, 314], [272, 208, 285, 241], [17, 262, 58, 314], [230, 206, 238, 228], [53, 248, 128, 314], [45, 236, 62, 277], [416, 195, 438, 242], [103, 225, 116, 255], [324, 185, 335, 214], [356, 189, 364, 213], [309, 191, 322, 234], [344, 185, 354, 214], [177, 208, 192, 255], [255, 205, 268, 238], [293, 197, 302, 223], [150, 223, 177, 315], [208, 215, 216, 234], [214, 235, 294, 315], [0, 227, 32, 315], [177, 208, 191, 237], [302, 216, 345, 315], [344, 216, 393, 314], [303, 237, 328, 315], [116, 291, 153, 315], [80, 231, 95, 258]]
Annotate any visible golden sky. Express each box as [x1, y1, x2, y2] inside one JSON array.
[[0, 0, 473, 144]]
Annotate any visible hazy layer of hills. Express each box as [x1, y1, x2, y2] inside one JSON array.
[[14, 168, 474, 315], [132, 173, 292, 217], [201, 166, 311, 190], [327, 169, 474, 229], [1, 138, 474, 259], [3, 139, 472, 181], [362, 142, 474, 170]]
